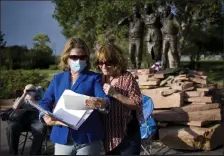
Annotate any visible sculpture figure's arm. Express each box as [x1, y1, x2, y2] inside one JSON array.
[[118, 16, 131, 26], [156, 13, 163, 29], [177, 20, 182, 36], [174, 17, 182, 36]]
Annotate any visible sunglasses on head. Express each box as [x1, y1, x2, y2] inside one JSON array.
[[97, 61, 113, 66], [69, 55, 87, 61]]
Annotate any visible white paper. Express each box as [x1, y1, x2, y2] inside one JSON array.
[[53, 90, 93, 130], [29, 99, 71, 127], [76, 110, 93, 128], [63, 93, 91, 110]]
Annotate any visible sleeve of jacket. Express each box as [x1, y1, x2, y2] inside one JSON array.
[[38, 75, 56, 120], [94, 74, 111, 114]]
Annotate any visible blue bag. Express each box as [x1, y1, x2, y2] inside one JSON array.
[[140, 95, 157, 139]]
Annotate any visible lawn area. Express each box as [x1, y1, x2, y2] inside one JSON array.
[[205, 71, 223, 86], [181, 60, 224, 86]]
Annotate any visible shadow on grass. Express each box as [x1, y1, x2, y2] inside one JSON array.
[[206, 71, 224, 85]]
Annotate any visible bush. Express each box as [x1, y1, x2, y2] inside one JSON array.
[[0, 70, 49, 99], [1, 66, 8, 70], [49, 64, 59, 70]]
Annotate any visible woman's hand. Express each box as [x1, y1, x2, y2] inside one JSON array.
[[43, 115, 68, 127], [103, 83, 117, 96], [85, 97, 107, 109]]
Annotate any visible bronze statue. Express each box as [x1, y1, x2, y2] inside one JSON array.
[[142, 3, 163, 62], [161, 5, 181, 69], [156, 0, 167, 23], [118, 5, 144, 69]]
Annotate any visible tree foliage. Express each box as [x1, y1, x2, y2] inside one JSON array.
[[0, 70, 49, 99], [0, 31, 7, 48], [1, 34, 55, 69], [176, 0, 223, 52], [52, 0, 152, 46], [52, 0, 223, 68], [33, 34, 52, 52], [32, 34, 54, 68]]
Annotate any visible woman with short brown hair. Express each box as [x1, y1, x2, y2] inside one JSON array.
[[95, 43, 143, 155]]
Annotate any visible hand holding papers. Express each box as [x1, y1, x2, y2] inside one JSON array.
[[53, 90, 93, 130], [85, 97, 107, 109], [30, 89, 94, 130], [42, 114, 68, 127], [62, 91, 107, 110], [28, 98, 81, 129]]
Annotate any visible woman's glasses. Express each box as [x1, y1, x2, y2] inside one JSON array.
[[69, 55, 87, 61], [97, 61, 113, 67]]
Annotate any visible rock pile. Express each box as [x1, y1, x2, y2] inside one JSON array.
[[131, 68, 223, 151]]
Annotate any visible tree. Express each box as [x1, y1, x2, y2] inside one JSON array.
[[52, 0, 152, 45], [0, 31, 7, 48], [33, 34, 51, 48], [1, 45, 29, 69], [33, 34, 53, 55], [52, 0, 223, 69], [173, 0, 223, 69], [32, 34, 54, 68], [0, 31, 7, 69]]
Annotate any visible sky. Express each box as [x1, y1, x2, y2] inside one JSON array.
[[1, 0, 67, 55]]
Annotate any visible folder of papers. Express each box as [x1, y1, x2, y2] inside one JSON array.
[[53, 90, 93, 130], [30, 89, 93, 130]]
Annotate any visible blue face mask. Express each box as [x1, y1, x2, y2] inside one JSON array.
[[69, 59, 87, 72]]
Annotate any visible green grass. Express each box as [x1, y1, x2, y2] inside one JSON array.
[[206, 71, 224, 86], [181, 61, 224, 86]]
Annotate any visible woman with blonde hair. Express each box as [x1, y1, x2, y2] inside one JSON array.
[[95, 43, 143, 155], [39, 37, 110, 155]]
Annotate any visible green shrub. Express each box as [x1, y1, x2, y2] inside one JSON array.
[[49, 64, 59, 70], [0, 70, 49, 99], [1, 66, 8, 70]]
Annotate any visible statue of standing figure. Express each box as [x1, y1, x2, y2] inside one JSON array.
[[117, 3, 181, 70], [118, 5, 144, 69], [161, 5, 182, 69], [142, 3, 163, 63]]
